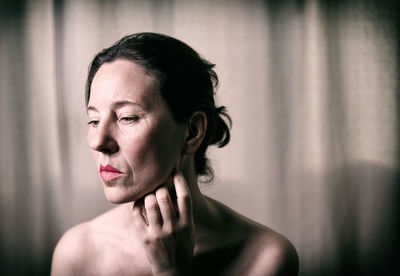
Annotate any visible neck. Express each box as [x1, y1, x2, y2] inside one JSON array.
[[180, 158, 212, 227], [180, 159, 225, 254]]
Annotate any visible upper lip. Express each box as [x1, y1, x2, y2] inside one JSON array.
[[100, 164, 122, 173]]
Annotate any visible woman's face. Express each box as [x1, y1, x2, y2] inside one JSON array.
[[87, 59, 185, 204]]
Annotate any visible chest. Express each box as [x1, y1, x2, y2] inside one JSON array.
[[92, 251, 249, 276], [82, 233, 151, 276], [86, 234, 252, 275]]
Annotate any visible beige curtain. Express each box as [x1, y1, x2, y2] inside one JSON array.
[[1, 0, 398, 275]]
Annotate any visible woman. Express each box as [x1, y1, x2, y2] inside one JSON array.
[[51, 33, 298, 275]]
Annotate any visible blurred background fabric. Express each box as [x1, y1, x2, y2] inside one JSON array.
[[0, 0, 399, 275]]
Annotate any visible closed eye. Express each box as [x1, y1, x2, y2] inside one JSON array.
[[119, 116, 140, 124], [87, 120, 99, 127]]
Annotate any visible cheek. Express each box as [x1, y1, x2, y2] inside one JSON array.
[[124, 124, 182, 175]]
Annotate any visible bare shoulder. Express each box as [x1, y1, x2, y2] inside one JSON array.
[[245, 228, 299, 276], [208, 198, 298, 275], [51, 222, 93, 275], [50, 206, 127, 276]]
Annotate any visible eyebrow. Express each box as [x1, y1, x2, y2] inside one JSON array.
[[87, 100, 144, 112]]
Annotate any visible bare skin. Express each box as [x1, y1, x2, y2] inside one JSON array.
[[51, 59, 298, 275], [51, 169, 298, 275]]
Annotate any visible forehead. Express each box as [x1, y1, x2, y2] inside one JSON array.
[[89, 59, 159, 108]]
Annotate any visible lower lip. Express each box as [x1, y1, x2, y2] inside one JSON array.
[[100, 171, 123, 181]]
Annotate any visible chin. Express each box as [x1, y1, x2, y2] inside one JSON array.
[[103, 186, 141, 204]]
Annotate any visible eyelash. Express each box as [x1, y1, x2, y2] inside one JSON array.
[[87, 116, 140, 127], [119, 116, 140, 124], [87, 120, 99, 126]]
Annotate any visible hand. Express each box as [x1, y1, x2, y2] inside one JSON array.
[[132, 172, 195, 275]]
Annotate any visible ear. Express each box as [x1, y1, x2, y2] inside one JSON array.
[[183, 111, 207, 155]]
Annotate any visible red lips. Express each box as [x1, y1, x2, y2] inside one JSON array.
[[99, 165, 124, 182], [100, 164, 122, 173]]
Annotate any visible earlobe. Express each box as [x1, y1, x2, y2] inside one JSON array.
[[183, 112, 207, 155]]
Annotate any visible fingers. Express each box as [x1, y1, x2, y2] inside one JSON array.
[[173, 172, 193, 225], [144, 194, 162, 228], [133, 172, 193, 232], [156, 186, 177, 229], [131, 174, 195, 275], [134, 185, 178, 231], [132, 199, 147, 232]]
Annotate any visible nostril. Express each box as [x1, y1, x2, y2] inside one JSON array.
[[94, 137, 119, 154], [98, 145, 118, 154], [88, 124, 119, 154]]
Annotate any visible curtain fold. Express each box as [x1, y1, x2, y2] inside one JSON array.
[[1, 0, 398, 275]]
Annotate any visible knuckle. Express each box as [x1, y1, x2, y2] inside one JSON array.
[[174, 173, 185, 184], [156, 189, 170, 204], [162, 225, 174, 235], [143, 231, 158, 244], [144, 195, 158, 210], [143, 235, 153, 245], [147, 204, 158, 213], [132, 207, 142, 217], [146, 203, 159, 213], [180, 223, 190, 231], [155, 186, 168, 196], [179, 221, 195, 232], [179, 192, 191, 202]]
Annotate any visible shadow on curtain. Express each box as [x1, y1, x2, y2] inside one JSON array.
[[0, 0, 399, 275]]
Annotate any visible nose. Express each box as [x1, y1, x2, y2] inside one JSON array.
[[88, 122, 119, 154]]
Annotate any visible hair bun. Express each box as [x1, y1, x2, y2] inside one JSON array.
[[208, 105, 231, 148]]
